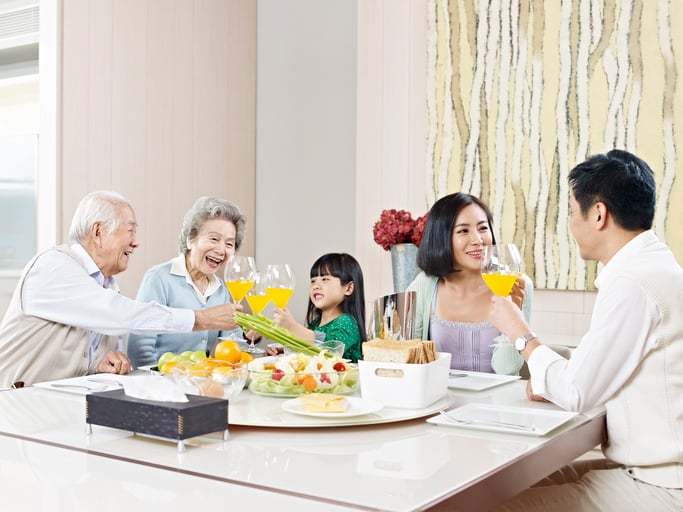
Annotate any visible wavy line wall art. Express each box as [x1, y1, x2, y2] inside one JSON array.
[[427, 0, 682, 289]]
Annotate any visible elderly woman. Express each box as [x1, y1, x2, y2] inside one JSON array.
[[127, 197, 246, 368]]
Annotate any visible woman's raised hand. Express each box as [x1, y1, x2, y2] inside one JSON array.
[[510, 276, 525, 310]]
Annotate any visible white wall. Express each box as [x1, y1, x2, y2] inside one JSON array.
[[0, 0, 595, 347], [255, 0, 357, 321]]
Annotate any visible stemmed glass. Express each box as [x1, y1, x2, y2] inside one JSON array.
[[224, 255, 256, 304], [480, 243, 522, 297], [264, 264, 295, 309], [243, 270, 269, 354]]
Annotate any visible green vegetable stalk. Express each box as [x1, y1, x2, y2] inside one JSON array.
[[234, 312, 321, 356]]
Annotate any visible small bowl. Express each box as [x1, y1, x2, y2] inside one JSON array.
[[315, 340, 346, 357], [209, 365, 248, 399], [247, 357, 359, 396], [172, 362, 248, 400]]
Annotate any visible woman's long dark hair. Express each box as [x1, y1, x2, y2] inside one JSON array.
[[306, 253, 367, 341]]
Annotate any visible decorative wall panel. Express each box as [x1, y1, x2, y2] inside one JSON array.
[[427, 0, 682, 289]]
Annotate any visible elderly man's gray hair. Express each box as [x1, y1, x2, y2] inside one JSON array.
[[68, 191, 133, 244]]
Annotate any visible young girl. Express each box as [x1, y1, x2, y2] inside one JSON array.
[[271, 253, 366, 362]]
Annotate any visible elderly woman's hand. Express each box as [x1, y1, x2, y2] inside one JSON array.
[[510, 276, 525, 310]]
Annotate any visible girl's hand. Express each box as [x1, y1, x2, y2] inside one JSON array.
[[265, 344, 284, 357], [273, 307, 296, 331], [510, 276, 525, 310]]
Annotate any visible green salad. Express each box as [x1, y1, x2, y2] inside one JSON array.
[[248, 353, 359, 396]]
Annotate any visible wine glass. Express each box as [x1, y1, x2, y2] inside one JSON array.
[[243, 270, 269, 354], [264, 264, 295, 309], [224, 255, 256, 304], [480, 244, 522, 297]]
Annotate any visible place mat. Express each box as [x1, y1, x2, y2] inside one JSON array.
[[447, 370, 520, 391], [427, 403, 578, 436], [34, 374, 125, 396]]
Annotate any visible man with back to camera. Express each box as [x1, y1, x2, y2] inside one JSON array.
[[489, 150, 683, 510], [0, 190, 242, 388]]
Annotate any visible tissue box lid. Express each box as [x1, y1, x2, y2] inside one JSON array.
[[86, 389, 228, 441]]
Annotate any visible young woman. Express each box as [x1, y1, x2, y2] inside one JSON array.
[[271, 253, 366, 362], [407, 192, 533, 374]]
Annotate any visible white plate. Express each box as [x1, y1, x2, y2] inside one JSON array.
[[447, 370, 520, 391], [426, 403, 578, 436], [34, 374, 124, 396], [282, 396, 384, 418]]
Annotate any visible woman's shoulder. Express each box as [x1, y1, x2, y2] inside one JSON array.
[[407, 271, 438, 293], [143, 258, 175, 277], [138, 259, 180, 294]]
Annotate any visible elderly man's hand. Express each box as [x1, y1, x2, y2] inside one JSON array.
[[194, 303, 243, 331], [98, 351, 131, 375]]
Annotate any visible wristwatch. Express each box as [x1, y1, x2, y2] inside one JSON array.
[[514, 332, 537, 351]]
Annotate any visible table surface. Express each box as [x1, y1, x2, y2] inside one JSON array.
[[0, 378, 605, 511]]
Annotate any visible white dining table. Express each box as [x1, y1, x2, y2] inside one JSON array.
[[0, 377, 605, 511]]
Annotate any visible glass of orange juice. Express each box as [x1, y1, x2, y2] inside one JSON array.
[[243, 270, 269, 354], [264, 263, 295, 309], [224, 255, 256, 304], [480, 244, 521, 297]]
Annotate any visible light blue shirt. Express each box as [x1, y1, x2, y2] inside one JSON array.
[[127, 255, 241, 368]]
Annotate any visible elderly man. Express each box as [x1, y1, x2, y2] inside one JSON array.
[[489, 150, 683, 510], [0, 191, 242, 388]]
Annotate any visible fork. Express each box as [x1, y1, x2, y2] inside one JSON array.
[[438, 410, 537, 432], [50, 383, 101, 391], [86, 378, 123, 387]]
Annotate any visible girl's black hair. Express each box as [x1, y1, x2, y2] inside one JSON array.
[[416, 192, 496, 277], [306, 253, 367, 341]]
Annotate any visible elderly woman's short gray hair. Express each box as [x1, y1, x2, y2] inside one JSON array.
[[179, 197, 246, 254], [68, 190, 133, 244]]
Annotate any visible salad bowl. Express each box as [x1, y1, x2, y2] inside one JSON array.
[[248, 353, 359, 397]]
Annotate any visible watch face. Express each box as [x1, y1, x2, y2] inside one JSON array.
[[515, 337, 525, 351]]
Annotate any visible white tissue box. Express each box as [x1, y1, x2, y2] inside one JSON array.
[[358, 352, 451, 409]]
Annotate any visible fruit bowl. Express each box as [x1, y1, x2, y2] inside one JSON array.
[[247, 354, 359, 397], [171, 363, 248, 400]]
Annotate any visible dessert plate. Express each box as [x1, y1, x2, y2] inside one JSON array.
[[282, 396, 384, 418]]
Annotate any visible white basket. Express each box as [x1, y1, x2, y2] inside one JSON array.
[[358, 352, 451, 409]]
